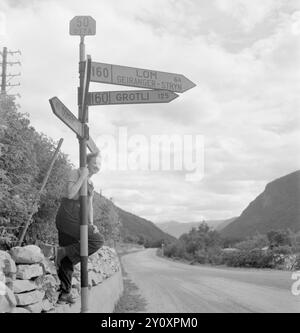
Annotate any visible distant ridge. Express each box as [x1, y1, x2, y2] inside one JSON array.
[[156, 218, 236, 238]]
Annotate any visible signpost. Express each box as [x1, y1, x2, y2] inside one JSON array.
[[49, 97, 85, 137], [49, 14, 195, 313], [70, 16, 95, 314], [87, 89, 178, 106], [90, 61, 196, 93]]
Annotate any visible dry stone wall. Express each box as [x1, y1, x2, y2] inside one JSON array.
[[0, 245, 121, 313]]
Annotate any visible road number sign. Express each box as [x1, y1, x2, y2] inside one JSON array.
[[69, 16, 96, 36], [49, 97, 84, 137], [88, 90, 178, 106], [90, 62, 196, 93]]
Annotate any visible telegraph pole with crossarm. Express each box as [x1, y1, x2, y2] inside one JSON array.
[[0, 47, 21, 98]]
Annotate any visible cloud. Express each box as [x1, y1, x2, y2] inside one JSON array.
[[2, 0, 300, 222], [215, 0, 285, 32]]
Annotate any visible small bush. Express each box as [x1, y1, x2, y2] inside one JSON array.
[[222, 249, 275, 268], [271, 245, 293, 255], [293, 254, 300, 270]]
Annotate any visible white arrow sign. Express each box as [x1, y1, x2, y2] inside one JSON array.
[[90, 62, 196, 93], [87, 136, 99, 154], [49, 97, 84, 137], [88, 90, 178, 106]]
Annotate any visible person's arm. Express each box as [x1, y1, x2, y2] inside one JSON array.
[[67, 168, 89, 200]]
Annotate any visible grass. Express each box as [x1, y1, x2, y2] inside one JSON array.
[[113, 250, 147, 313]]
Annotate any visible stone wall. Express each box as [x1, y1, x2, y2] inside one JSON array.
[[0, 245, 122, 313]]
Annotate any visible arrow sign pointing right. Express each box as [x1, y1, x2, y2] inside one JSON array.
[[88, 90, 178, 106], [90, 62, 196, 93], [49, 97, 84, 138]]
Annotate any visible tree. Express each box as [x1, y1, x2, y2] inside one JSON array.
[[0, 95, 72, 248], [267, 230, 291, 248]]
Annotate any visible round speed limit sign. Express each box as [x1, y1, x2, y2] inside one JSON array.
[[69, 16, 96, 36]]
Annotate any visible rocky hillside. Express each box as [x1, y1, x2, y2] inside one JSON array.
[[157, 218, 236, 238], [221, 170, 300, 239]]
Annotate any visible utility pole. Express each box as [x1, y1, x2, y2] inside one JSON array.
[[0, 47, 21, 97]]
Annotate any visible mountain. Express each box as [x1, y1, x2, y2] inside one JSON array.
[[117, 207, 176, 245], [215, 218, 237, 231], [157, 218, 236, 238], [221, 170, 300, 239], [93, 193, 175, 245]]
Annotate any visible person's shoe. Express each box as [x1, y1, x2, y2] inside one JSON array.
[[54, 246, 66, 268], [57, 292, 77, 304]]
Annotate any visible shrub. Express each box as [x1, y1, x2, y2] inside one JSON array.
[[235, 234, 269, 251], [164, 241, 187, 258], [271, 245, 293, 255], [293, 254, 300, 270], [222, 249, 275, 268], [194, 250, 207, 264], [267, 230, 292, 248]]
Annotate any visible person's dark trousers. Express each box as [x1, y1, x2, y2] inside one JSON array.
[[57, 226, 104, 294], [57, 231, 76, 294]]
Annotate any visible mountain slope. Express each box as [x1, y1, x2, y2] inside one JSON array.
[[117, 207, 176, 244], [157, 218, 236, 238], [93, 193, 175, 245], [221, 170, 300, 239]]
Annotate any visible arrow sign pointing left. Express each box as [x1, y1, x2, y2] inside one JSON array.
[[49, 97, 84, 138], [87, 136, 99, 154]]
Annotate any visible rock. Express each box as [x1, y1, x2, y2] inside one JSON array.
[[40, 258, 57, 275], [37, 242, 54, 259], [24, 301, 43, 313], [0, 250, 17, 275], [71, 288, 79, 300], [13, 280, 36, 294], [15, 290, 45, 306], [0, 286, 16, 313], [35, 275, 59, 304], [11, 307, 30, 313], [10, 245, 44, 264], [5, 277, 14, 290], [41, 299, 54, 312], [89, 271, 103, 286], [16, 264, 43, 280], [71, 276, 80, 291]]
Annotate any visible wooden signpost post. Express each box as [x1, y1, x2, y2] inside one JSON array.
[[49, 15, 195, 313]]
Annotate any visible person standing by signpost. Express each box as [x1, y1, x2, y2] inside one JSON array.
[[49, 14, 195, 310], [54, 152, 103, 304]]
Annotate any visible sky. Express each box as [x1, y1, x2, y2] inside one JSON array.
[[0, 0, 299, 223]]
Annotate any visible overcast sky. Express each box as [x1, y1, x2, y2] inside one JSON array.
[[1, 0, 300, 223]]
